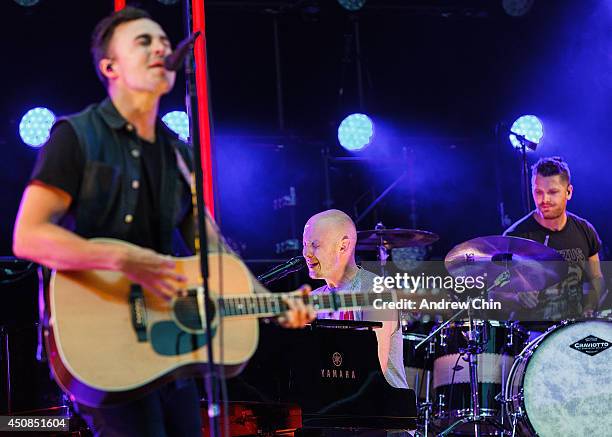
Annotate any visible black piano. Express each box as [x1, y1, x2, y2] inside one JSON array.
[[211, 320, 417, 436]]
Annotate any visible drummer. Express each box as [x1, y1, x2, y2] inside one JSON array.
[[490, 157, 604, 320]]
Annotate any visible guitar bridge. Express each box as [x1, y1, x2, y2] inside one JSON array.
[[129, 284, 148, 342]]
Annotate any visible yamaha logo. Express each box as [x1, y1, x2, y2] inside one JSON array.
[[320, 352, 356, 380], [332, 352, 343, 367]]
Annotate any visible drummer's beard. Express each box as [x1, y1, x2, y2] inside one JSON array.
[[537, 203, 565, 220]]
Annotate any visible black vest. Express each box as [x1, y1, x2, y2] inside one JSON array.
[[61, 98, 193, 255]]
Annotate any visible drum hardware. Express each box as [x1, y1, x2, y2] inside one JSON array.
[[414, 371, 434, 437], [412, 301, 507, 436], [356, 223, 439, 277], [356, 226, 440, 252], [426, 235, 573, 435], [445, 235, 568, 294], [436, 308, 506, 437], [439, 331, 447, 348]]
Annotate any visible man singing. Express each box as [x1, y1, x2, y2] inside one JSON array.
[[302, 209, 408, 388], [13, 7, 313, 436]]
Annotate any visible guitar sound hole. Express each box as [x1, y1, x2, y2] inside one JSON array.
[[173, 290, 216, 331]]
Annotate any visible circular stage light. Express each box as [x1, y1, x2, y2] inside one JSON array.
[[337, 0, 366, 11], [162, 111, 189, 141], [337, 113, 374, 151], [502, 0, 534, 17], [509, 115, 543, 150], [19, 107, 55, 148], [13, 0, 40, 6]]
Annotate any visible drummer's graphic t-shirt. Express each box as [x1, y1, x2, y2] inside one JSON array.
[[503, 211, 601, 320]]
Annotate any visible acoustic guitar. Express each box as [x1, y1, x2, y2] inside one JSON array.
[[45, 239, 397, 407]]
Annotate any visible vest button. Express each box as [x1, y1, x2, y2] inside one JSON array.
[[124, 214, 134, 224], [131, 149, 140, 158], [126, 123, 134, 132], [131, 180, 140, 189]]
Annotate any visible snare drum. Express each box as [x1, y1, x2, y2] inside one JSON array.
[[431, 320, 528, 434], [506, 319, 612, 437]]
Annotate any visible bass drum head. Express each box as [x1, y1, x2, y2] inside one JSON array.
[[522, 320, 612, 436]]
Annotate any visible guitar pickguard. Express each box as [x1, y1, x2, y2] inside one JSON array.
[[150, 320, 215, 356]]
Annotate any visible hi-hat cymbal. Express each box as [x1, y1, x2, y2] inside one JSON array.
[[356, 229, 439, 251], [444, 235, 567, 292]]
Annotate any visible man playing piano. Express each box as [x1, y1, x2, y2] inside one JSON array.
[[302, 209, 408, 389]]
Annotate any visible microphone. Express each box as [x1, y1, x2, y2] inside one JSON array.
[[164, 31, 202, 71], [257, 256, 306, 285]]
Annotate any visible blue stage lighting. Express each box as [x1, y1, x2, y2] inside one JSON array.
[[337, 0, 366, 11], [509, 115, 543, 150], [19, 107, 55, 148], [14, 0, 40, 6], [338, 113, 374, 151], [162, 111, 189, 141]]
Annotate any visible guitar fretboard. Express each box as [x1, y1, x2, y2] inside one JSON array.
[[217, 291, 397, 318]]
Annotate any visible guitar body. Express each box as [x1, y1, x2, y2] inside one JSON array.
[[45, 239, 259, 407]]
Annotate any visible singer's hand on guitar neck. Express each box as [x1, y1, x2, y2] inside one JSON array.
[[113, 243, 187, 300], [278, 284, 316, 329]]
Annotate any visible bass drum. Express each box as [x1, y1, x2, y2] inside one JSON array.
[[506, 319, 612, 437]]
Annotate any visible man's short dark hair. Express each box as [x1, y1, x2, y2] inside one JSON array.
[[531, 156, 571, 185], [91, 7, 152, 86]]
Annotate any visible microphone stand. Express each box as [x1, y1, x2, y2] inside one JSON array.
[[182, 1, 221, 435], [509, 130, 537, 215], [498, 124, 537, 215]]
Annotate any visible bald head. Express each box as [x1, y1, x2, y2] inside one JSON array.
[[305, 209, 357, 245], [303, 209, 357, 280]]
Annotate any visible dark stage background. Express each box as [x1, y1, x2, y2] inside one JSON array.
[[1, 0, 611, 274]]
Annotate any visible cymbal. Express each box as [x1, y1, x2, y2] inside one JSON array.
[[444, 235, 567, 292], [356, 229, 439, 251]]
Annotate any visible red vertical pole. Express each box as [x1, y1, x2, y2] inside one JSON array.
[[114, 0, 126, 11], [191, 0, 215, 218]]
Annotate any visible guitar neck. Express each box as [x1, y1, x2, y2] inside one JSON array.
[[218, 290, 397, 318]]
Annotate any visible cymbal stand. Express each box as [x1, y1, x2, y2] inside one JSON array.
[[414, 307, 467, 436], [417, 340, 435, 437], [437, 290, 509, 436], [374, 222, 389, 277], [414, 266, 512, 435]]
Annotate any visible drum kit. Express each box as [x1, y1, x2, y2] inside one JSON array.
[[356, 226, 612, 437]]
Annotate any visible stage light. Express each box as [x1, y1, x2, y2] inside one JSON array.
[[337, 0, 366, 11], [19, 107, 55, 148], [13, 0, 40, 6], [509, 115, 543, 150], [162, 111, 190, 141], [337, 113, 374, 151], [502, 0, 534, 17]]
